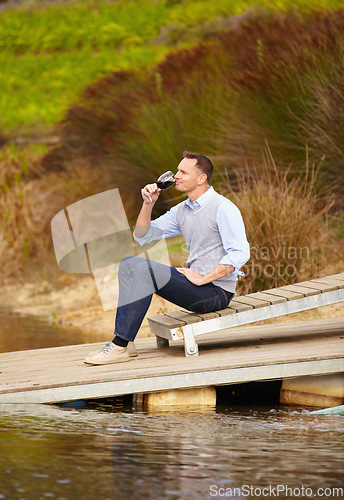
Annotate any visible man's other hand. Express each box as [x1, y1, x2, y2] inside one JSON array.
[[176, 267, 204, 286]]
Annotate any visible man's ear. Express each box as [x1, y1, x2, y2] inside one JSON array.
[[198, 173, 208, 185]]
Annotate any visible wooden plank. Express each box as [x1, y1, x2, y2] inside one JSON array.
[[246, 291, 287, 305], [261, 288, 304, 300], [147, 314, 184, 329], [227, 300, 254, 312], [231, 296, 272, 308], [279, 284, 321, 297], [0, 341, 103, 358], [149, 309, 221, 328], [327, 273, 344, 282], [296, 280, 339, 293], [174, 309, 221, 321], [310, 277, 344, 289], [198, 311, 221, 320], [147, 321, 175, 340], [164, 310, 202, 324], [217, 307, 237, 317]]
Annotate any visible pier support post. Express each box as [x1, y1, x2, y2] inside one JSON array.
[[156, 336, 169, 348], [134, 386, 216, 409], [280, 374, 344, 408]]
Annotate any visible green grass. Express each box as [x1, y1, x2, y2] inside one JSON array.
[[0, 45, 171, 130], [1, 0, 342, 133], [0, 0, 171, 132], [0, 1, 169, 53]]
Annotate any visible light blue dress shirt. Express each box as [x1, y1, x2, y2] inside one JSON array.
[[135, 187, 250, 276]]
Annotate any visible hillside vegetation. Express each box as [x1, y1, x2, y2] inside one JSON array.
[[51, 9, 344, 201], [0, 0, 343, 296], [0, 0, 342, 134]]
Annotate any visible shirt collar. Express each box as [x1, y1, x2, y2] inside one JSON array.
[[185, 186, 214, 211]]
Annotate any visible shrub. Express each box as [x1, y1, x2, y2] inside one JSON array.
[[220, 149, 334, 295], [0, 144, 101, 281], [51, 8, 344, 216]]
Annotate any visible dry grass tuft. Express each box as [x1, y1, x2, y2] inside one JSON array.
[[221, 148, 335, 295], [0, 146, 102, 281]]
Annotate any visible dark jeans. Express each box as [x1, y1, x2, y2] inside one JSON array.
[[114, 256, 234, 342]]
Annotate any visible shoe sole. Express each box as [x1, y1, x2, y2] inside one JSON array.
[[84, 356, 130, 365], [85, 349, 137, 358]]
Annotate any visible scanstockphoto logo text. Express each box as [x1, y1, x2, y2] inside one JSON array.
[[242, 245, 311, 279], [209, 484, 344, 497]]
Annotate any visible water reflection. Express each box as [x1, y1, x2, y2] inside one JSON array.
[[0, 308, 108, 353], [0, 310, 343, 499], [0, 403, 343, 499]]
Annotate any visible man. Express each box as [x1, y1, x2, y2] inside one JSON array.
[[84, 151, 250, 365]]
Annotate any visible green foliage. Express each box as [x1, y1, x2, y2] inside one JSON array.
[[0, 1, 169, 53], [0, 0, 341, 132], [53, 9, 344, 215]]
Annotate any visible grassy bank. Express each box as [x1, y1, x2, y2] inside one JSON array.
[[0, 0, 342, 134], [52, 9, 344, 205], [0, 2, 343, 297]]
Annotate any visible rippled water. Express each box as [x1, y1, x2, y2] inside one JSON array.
[[0, 310, 343, 499]]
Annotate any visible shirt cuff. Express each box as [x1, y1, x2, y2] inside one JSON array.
[[134, 225, 164, 246], [133, 226, 155, 246], [219, 255, 245, 276]]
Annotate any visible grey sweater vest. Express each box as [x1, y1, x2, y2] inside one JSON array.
[[176, 191, 237, 293]]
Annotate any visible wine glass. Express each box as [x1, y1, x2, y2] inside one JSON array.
[[157, 171, 175, 190]]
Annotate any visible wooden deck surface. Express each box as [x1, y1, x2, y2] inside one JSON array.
[[0, 317, 343, 404]]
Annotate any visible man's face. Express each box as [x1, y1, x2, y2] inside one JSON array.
[[174, 158, 204, 193]]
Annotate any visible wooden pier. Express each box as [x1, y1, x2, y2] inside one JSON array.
[[0, 317, 343, 404]]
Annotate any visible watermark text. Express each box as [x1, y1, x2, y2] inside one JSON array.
[[210, 484, 344, 497]]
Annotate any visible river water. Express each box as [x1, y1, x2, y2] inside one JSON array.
[[0, 310, 343, 500]]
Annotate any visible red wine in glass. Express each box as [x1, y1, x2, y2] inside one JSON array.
[[157, 171, 175, 190]]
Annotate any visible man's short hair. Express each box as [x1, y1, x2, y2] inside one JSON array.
[[183, 151, 213, 183]]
